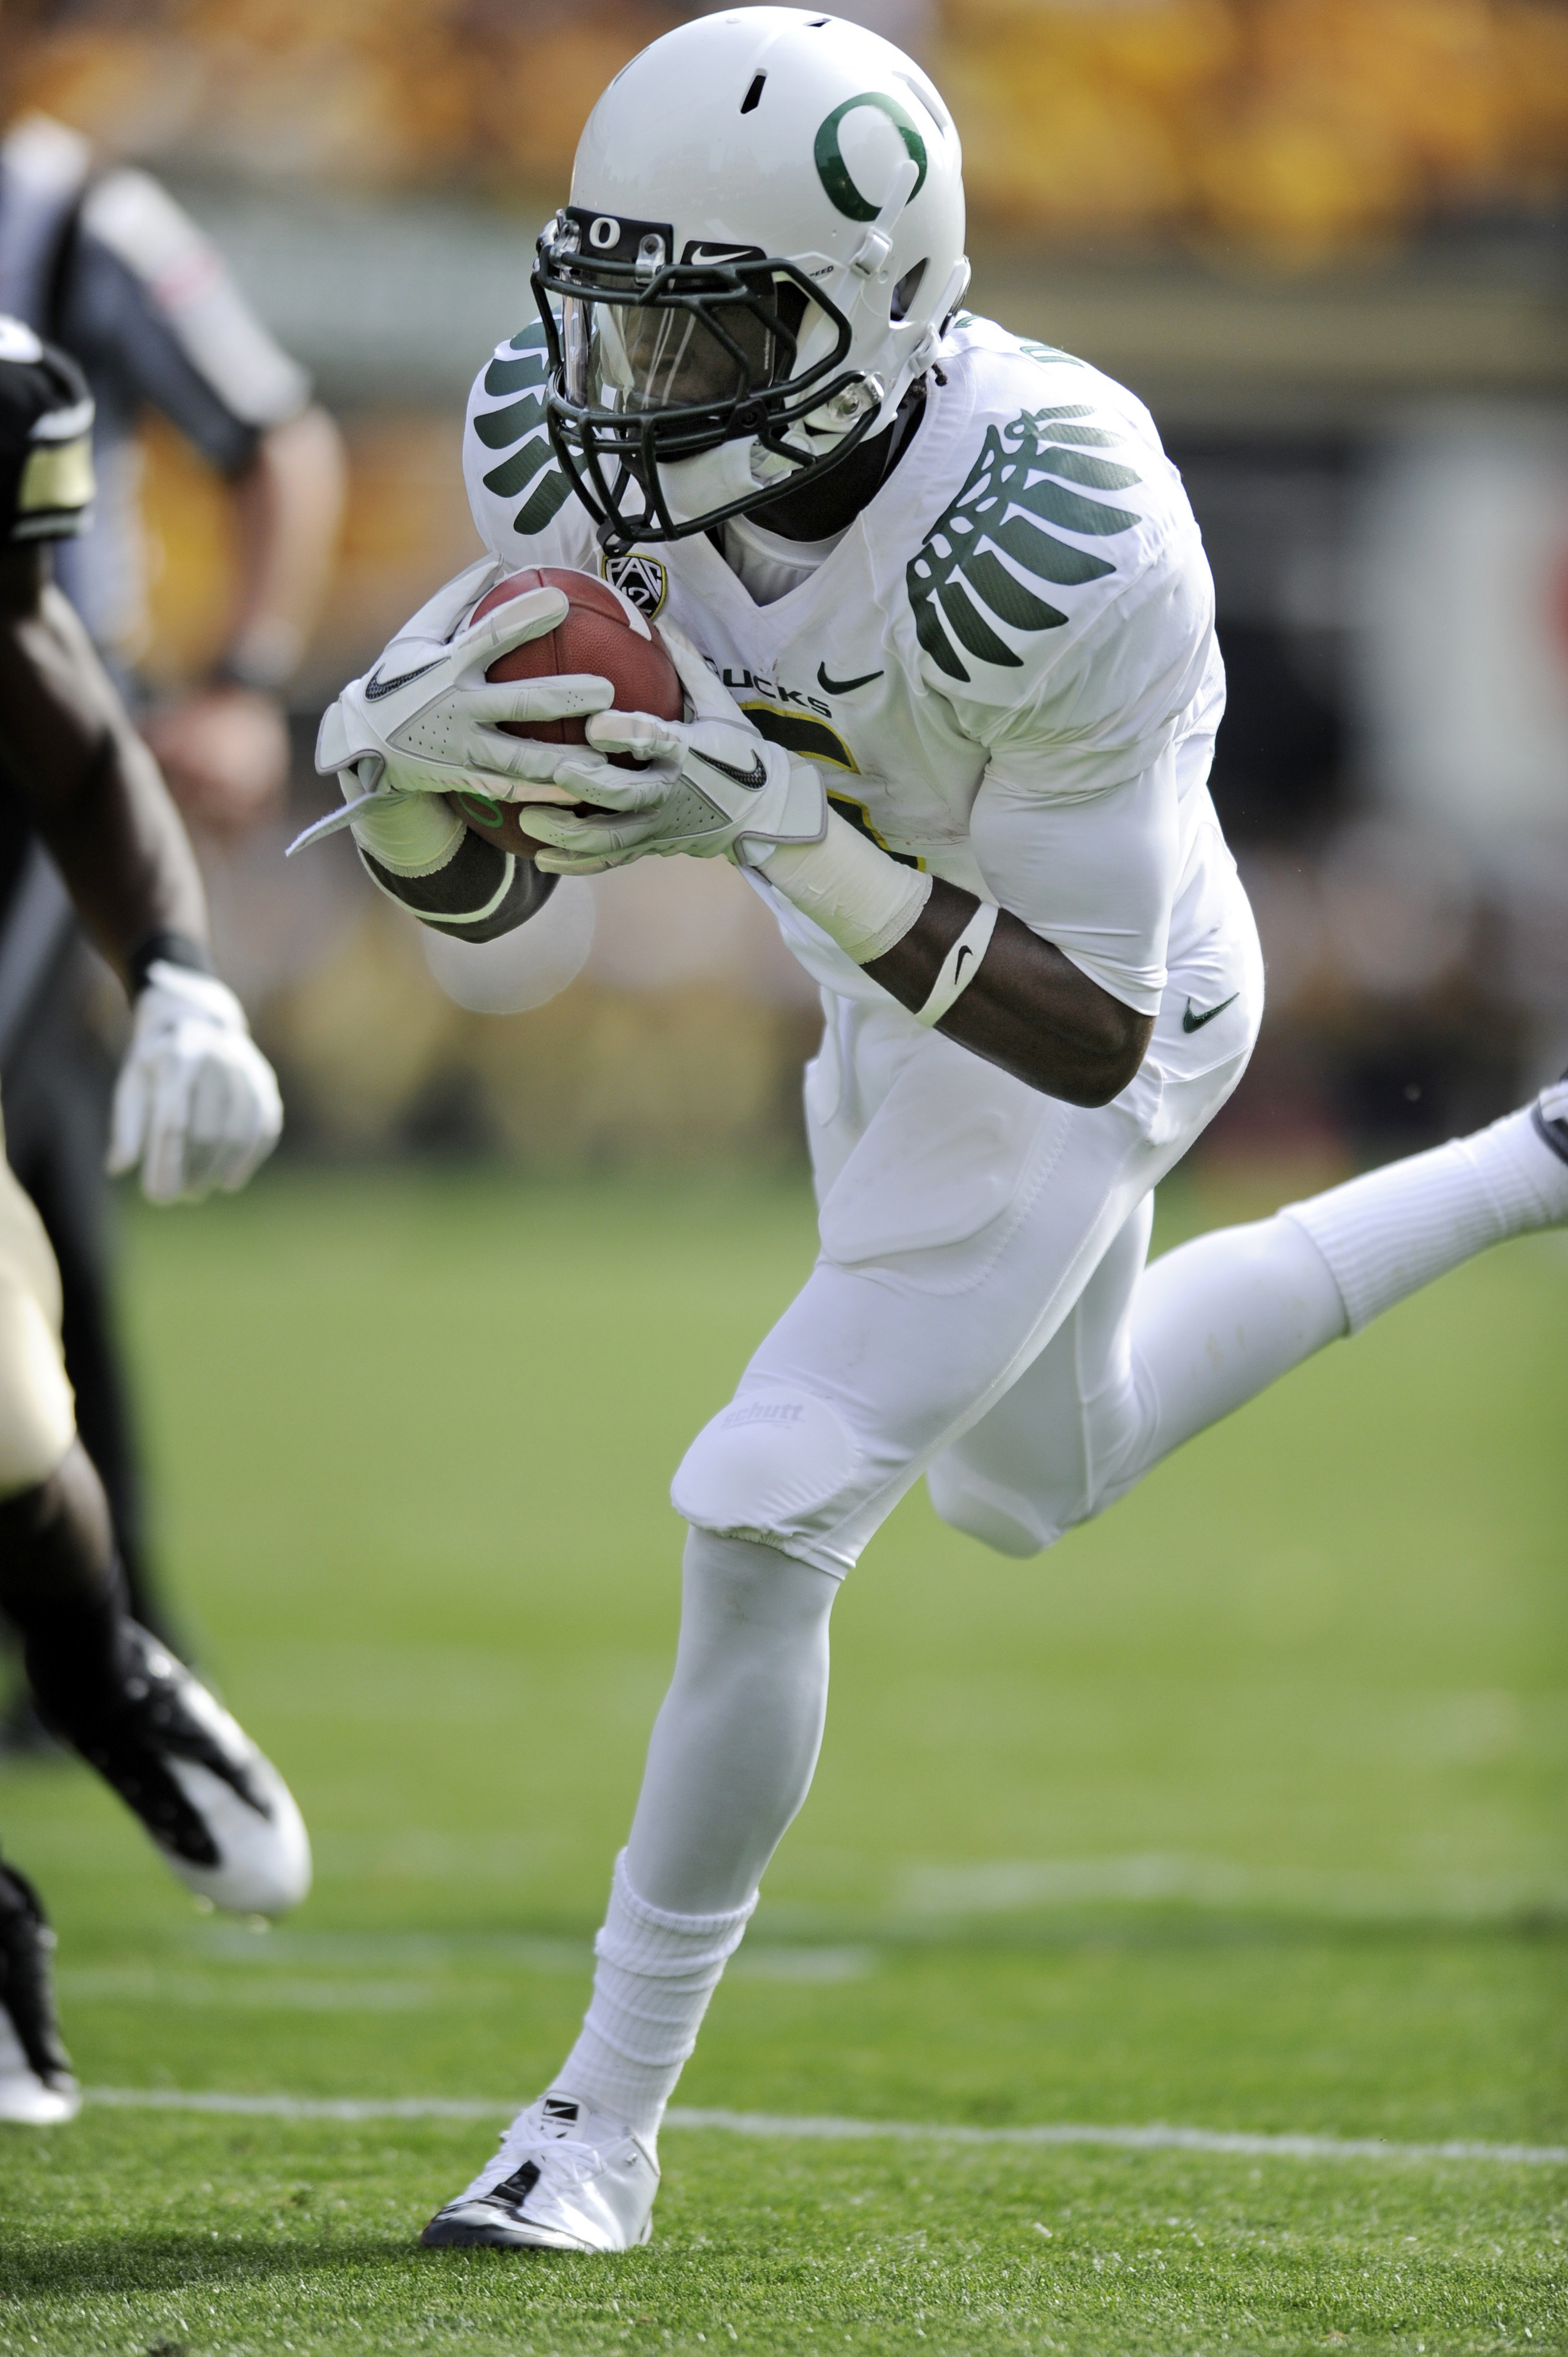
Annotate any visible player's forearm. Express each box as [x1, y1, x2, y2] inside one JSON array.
[[863, 876, 1153, 1106], [355, 829, 556, 942], [0, 555, 208, 984], [762, 817, 1151, 1103], [342, 775, 555, 940], [221, 406, 345, 688]]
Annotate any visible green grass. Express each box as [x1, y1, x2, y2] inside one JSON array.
[[0, 1166, 1563, 2354]]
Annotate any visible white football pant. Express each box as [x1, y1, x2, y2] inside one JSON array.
[[558, 874, 1568, 2134], [674, 869, 1273, 1576]]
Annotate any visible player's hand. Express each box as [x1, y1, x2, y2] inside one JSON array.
[[141, 685, 291, 834], [108, 961, 283, 1205], [334, 769, 470, 877], [517, 626, 826, 874], [314, 559, 613, 803]]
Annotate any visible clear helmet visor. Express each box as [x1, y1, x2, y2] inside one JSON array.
[[563, 277, 816, 416]]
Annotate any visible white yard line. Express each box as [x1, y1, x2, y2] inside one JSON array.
[[89, 2091, 503, 2121], [84, 2090, 1567, 2166]]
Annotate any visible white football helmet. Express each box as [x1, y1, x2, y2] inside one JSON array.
[[533, 6, 968, 552]]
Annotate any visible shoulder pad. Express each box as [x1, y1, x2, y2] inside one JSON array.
[[0, 320, 94, 543], [466, 316, 574, 544], [906, 328, 1185, 692]]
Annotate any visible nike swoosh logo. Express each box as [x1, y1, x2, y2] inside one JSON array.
[[688, 245, 754, 268], [692, 747, 767, 791], [817, 663, 884, 696], [953, 945, 973, 981], [364, 657, 441, 701], [1182, 991, 1240, 1033]]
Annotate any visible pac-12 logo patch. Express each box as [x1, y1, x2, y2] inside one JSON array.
[[601, 552, 669, 619]]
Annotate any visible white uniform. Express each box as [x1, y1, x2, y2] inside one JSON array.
[[465, 312, 1265, 1574]]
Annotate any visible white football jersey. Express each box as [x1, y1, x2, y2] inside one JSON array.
[[464, 311, 1241, 1026]]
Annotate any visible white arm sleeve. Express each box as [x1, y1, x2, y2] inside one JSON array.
[[969, 750, 1180, 1016]]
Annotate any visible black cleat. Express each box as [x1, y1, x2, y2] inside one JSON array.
[[0, 1863, 79, 2123], [55, 1625, 311, 1916]]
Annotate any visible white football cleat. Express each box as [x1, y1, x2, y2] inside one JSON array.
[[0, 2010, 78, 2125], [0, 1863, 80, 2126], [420, 2091, 659, 2252], [65, 1627, 311, 1917]]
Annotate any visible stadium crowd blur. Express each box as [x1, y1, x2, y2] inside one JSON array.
[[9, 0, 1568, 1177]]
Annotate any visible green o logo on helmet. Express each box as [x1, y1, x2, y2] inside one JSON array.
[[814, 92, 928, 223]]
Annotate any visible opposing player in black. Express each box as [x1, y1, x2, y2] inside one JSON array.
[[0, 319, 308, 2124], [0, 92, 343, 1666]]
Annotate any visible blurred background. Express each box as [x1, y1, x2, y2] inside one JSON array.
[[8, 0, 1568, 1176]]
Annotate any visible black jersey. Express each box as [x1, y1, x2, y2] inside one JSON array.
[[0, 315, 94, 547], [0, 316, 96, 1003]]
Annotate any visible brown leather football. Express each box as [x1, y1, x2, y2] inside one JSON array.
[[448, 567, 683, 861]]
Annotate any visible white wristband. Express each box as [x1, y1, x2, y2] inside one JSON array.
[[915, 900, 998, 1027], [760, 809, 931, 964]]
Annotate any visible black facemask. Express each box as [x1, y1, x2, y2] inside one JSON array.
[[739, 375, 930, 544]]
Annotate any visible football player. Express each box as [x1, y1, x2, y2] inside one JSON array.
[[0, 85, 344, 1671], [314, 9, 1568, 2252], [0, 317, 308, 2124]]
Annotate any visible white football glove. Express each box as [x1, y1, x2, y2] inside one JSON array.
[[108, 962, 283, 1205], [515, 626, 826, 874], [313, 557, 613, 806]]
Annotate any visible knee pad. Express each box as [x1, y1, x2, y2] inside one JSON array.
[[0, 1278, 75, 1496], [672, 1391, 859, 1556], [925, 1457, 1053, 1559]]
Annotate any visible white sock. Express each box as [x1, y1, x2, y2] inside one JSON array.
[[1281, 1105, 1568, 1334], [625, 1532, 837, 1915], [552, 1852, 755, 2143], [548, 1533, 835, 2140]]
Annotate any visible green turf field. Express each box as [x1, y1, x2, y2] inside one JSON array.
[[1, 1166, 1562, 2354]]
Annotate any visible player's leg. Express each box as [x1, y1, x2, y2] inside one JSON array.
[[422, 1527, 833, 2251], [0, 1133, 310, 1916], [0, 1175, 82, 2124], [3, 973, 173, 1644], [926, 1188, 1168, 1555], [424, 1017, 1233, 2253], [931, 1074, 1568, 1553]]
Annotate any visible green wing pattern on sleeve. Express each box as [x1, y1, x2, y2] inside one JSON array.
[[473, 320, 572, 539], [907, 404, 1143, 684]]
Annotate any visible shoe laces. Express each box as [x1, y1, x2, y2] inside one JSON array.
[[529, 2134, 605, 2191], [486, 2115, 607, 2197]]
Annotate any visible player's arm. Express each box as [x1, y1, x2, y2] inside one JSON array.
[[0, 540, 282, 1198], [499, 629, 1167, 1107], [139, 405, 345, 832], [65, 170, 345, 828], [0, 542, 207, 978], [860, 881, 1154, 1108], [306, 563, 612, 941], [857, 754, 1175, 1102]]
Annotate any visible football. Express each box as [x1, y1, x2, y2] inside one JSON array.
[[450, 567, 684, 861]]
